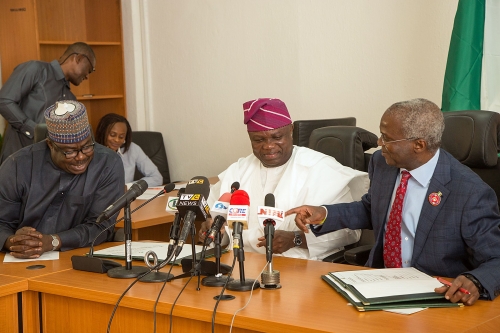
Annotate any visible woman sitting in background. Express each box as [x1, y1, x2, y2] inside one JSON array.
[[95, 113, 163, 187]]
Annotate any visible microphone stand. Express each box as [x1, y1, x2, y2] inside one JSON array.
[[168, 223, 204, 290], [202, 231, 234, 287], [107, 200, 149, 278], [261, 221, 281, 289], [139, 250, 174, 282], [227, 225, 260, 291]]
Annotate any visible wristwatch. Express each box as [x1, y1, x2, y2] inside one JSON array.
[[50, 234, 60, 251], [293, 231, 302, 247]]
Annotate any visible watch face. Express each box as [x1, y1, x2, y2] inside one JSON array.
[[294, 233, 302, 246]]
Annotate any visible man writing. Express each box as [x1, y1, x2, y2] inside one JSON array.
[[0, 42, 96, 164], [0, 100, 124, 259], [201, 98, 369, 260], [288, 98, 500, 304]]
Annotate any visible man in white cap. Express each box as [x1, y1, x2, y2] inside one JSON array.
[[200, 98, 369, 260], [0, 100, 124, 259]]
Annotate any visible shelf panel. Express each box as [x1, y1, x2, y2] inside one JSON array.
[[39, 41, 121, 46]]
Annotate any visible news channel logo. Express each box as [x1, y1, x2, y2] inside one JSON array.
[[167, 197, 178, 210]]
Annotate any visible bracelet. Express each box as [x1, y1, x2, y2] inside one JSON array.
[[461, 273, 486, 295], [318, 217, 327, 226]]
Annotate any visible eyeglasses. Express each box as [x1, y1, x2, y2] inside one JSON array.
[[51, 140, 95, 159], [78, 53, 95, 73], [380, 135, 417, 145]]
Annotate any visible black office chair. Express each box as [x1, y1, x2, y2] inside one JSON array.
[[34, 123, 48, 143], [342, 110, 500, 266], [306, 125, 378, 264], [292, 117, 356, 146], [441, 110, 500, 207], [131, 131, 171, 185]]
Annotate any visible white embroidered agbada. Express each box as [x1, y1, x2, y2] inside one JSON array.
[[208, 145, 370, 260]]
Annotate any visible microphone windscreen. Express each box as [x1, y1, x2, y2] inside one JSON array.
[[131, 179, 148, 196], [230, 181, 240, 193], [218, 192, 232, 202], [163, 182, 176, 193], [230, 190, 250, 205], [185, 176, 210, 198], [264, 193, 275, 208]]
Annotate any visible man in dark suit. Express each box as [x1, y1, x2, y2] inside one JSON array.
[[287, 98, 500, 305]]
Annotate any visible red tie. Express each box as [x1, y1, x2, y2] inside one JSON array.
[[383, 170, 411, 268]]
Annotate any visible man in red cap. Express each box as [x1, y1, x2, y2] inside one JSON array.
[[201, 98, 368, 260]]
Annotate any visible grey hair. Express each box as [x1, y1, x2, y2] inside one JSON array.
[[385, 98, 444, 152]]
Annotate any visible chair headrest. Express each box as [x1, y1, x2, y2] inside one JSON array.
[[308, 126, 378, 171], [442, 110, 500, 167], [292, 117, 356, 146]]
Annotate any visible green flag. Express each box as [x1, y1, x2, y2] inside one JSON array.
[[442, 0, 485, 111]]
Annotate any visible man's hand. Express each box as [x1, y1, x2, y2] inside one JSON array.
[[434, 275, 480, 306], [286, 205, 326, 233], [257, 230, 305, 254], [198, 218, 220, 243], [4, 227, 50, 259]]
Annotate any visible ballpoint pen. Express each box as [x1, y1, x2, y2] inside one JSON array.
[[437, 277, 471, 295]]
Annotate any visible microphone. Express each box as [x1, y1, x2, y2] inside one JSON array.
[[72, 182, 176, 274], [96, 179, 148, 223], [175, 176, 211, 250], [258, 193, 282, 290], [230, 181, 240, 193], [167, 187, 186, 258], [227, 189, 250, 255], [263, 193, 276, 262], [226, 189, 260, 291]]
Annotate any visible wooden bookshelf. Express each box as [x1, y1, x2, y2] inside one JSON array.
[[0, 0, 126, 130]]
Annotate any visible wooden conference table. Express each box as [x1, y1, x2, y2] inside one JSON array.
[[1, 243, 499, 333], [115, 177, 219, 242]]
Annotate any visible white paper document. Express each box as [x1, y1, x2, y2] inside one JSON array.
[[93, 241, 202, 262], [331, 267, 442, 298], [3, 251, 60, 263]]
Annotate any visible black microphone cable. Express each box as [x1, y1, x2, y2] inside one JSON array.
[[152, 253, 178, 333], [211, 254, 238, 333], [106, 244, 180, 333]]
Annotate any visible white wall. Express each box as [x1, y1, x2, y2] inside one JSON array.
[[122, 0, 458, 182]]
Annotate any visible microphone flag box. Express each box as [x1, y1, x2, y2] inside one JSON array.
[[257, 206, 285, 229], [210, 200, 229, 218], [227, 205, 249, 229], [176, 193, 210, 221], [166, 196, 179, 212]]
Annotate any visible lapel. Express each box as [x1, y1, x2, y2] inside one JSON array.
[[411, 150, 452, 265]]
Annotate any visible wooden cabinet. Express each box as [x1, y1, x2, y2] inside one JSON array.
[[0, 0, 126, 130]]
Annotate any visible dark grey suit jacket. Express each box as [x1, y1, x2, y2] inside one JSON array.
[[314, 149, 500, 299]]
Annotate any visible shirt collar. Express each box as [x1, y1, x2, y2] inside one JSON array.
[[401, 149, 440, 187], [51, 59, 70, 88]]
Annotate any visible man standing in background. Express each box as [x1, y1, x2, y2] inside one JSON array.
[[0, 42, 95, 164]]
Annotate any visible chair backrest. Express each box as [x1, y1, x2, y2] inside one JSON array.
[[441, 110, 500, 207], [292, 117, 356, 147], [131, 131, 171, 184], [308, 125, 378, 172], [34, 123, 48, 143]]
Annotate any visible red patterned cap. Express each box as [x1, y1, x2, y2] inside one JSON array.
[[243, 98, 292, 132]]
